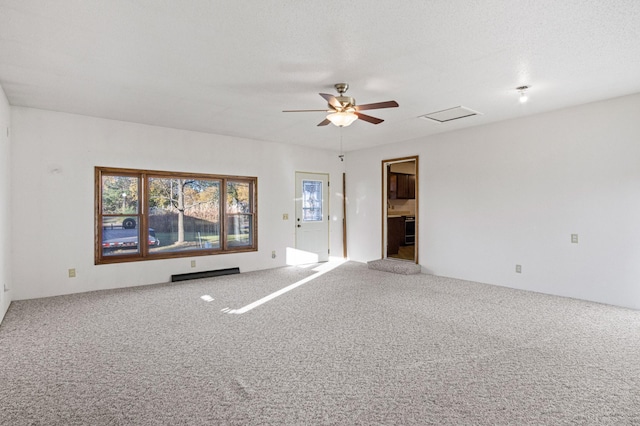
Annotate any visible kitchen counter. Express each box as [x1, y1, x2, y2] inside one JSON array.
[[388, 210, 413, 218]]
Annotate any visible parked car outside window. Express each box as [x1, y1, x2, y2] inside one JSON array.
[[102, 228, 160, 251]]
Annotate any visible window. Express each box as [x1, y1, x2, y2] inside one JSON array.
[[96, 167, 257, 264], [301, 179, 323, 222]]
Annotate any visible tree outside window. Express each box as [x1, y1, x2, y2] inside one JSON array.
[[96, 167, 257, 264]]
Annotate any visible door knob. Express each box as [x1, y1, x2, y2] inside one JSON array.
[[297, 224, 301, 228]]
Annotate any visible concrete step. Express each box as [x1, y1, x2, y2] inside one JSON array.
[[367, 259, 422, 275]]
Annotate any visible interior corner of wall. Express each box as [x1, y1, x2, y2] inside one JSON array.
[[0, 289, 10, 324]]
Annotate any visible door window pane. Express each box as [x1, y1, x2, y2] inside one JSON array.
[[302, 180, 323, 222]]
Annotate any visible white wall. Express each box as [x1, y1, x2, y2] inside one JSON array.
[[10, 107, 345, 300], [0, 84, 10, 322], [347, 93, 640, 310], [9, 93, 640, 310]]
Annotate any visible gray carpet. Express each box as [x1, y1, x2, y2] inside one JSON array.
[[1, 261, 640, 425]]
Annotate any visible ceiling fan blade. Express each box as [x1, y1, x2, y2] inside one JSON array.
[[355, 100, 399, 111], [317, 118, 331, 126], [319, 93, 342, 110], [355, 112, 384, 124], [282, 109, 330, 112]]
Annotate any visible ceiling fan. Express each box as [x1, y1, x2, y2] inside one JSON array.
[[283, 83, 399, 127]]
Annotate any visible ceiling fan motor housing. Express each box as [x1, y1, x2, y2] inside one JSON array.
[[331, 83, 356, 111], [333, 96, 356, 111], [335, 83, 349, 94]]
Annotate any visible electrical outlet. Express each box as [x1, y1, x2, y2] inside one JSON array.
[[282, 213, 289, 220], [272, 250, 276, 259], [515, 264, 522, 274], [571, 234, 578, 244], [68, 268, 76, 278], [191, 260, 196, 268]]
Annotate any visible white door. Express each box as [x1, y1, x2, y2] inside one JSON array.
[[295, 172, 329, 262]]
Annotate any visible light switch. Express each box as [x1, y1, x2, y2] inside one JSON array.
[[571, 234, 578, 244], [283, 213, 289, 220]]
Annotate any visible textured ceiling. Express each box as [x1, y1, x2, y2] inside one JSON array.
[[1, 1, 640, 152]]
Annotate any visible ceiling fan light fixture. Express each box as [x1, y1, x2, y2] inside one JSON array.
[[516, 85, 530, 103], [284, 83, 397, 127], [327, 111, 358, 127]]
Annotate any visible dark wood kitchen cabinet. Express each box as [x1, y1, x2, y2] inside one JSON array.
[[387, 217, 405, 255], [389, 173, 397, 198], [408, 174, 415, 198], [389, 173, 415, 199]]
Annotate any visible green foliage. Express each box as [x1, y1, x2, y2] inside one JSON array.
[[102, 175, 138, 214]]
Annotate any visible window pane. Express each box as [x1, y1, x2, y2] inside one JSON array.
[[102, 175, 139, 214], [148, 177, 221, 253], [102, 216, 140, 256], [302, 180, 323, 222], [96, 167, 257, 264], [226, 181, 254, 248], [227, 181, 251, 213], [227, 214, 253, 247]]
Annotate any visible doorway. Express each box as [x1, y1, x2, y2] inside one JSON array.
[[382, 156, 418, 263], [295, 172, 330, 262]]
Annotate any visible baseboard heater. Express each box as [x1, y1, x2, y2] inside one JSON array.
[[171, 267, 240, 282]]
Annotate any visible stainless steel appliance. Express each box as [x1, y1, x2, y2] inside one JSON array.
[[405, 216, 415, 245]]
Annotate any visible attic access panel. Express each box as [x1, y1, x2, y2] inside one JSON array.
[[420, 106, 482, 123]]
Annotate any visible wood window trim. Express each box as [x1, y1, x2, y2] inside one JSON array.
[[95, 166, 258, 265]]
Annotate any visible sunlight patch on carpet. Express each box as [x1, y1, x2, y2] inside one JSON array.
[[221, 259, 347, 314]]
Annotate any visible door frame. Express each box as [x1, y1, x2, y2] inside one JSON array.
[[381, 156, 419, 263]]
